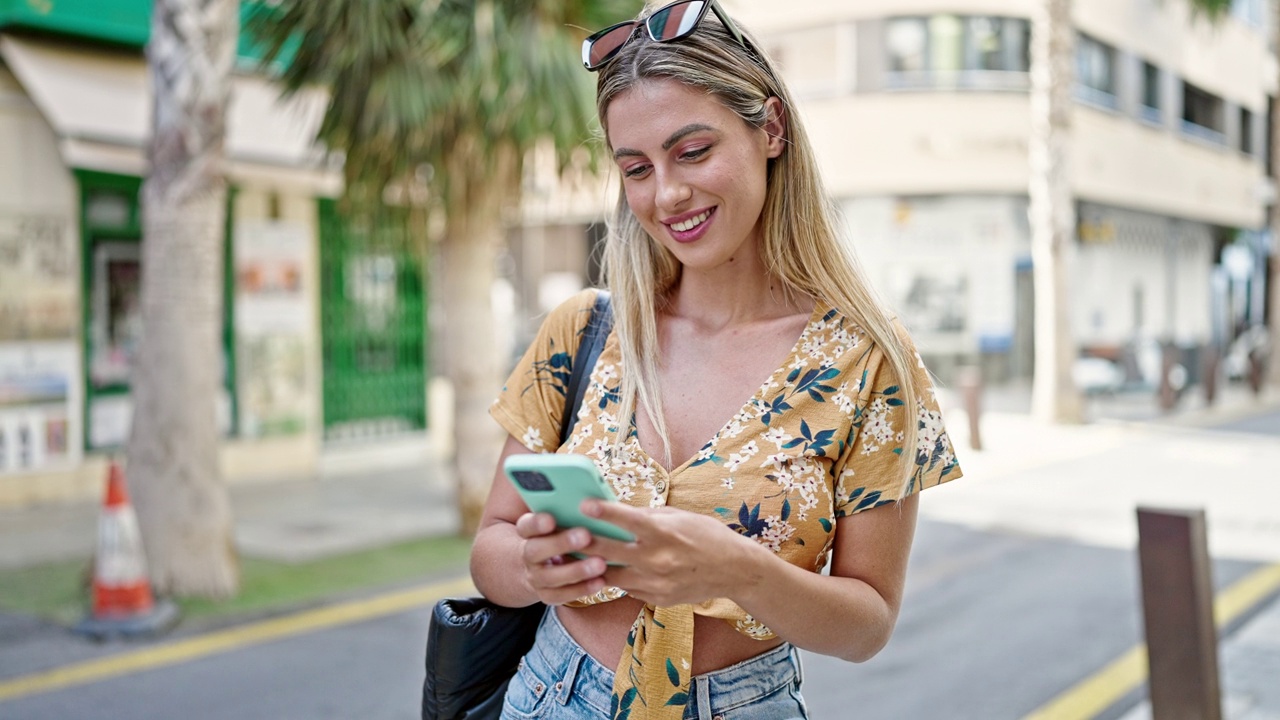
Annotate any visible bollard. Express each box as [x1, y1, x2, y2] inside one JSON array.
[[1136, 507, 1222, 720], [957, 365, 983, 451], [1201, 346, 1218, 407], [1247, 349, 1264, 396], [1158, 344, 1179, 412]]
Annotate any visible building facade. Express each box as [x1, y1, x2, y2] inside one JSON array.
[[519, 0, 1275, 389], [733, 0, 1275, 384], [0, 1, 435, 503]]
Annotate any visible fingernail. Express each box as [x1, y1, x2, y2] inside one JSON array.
[[582, 500, 601, 517], [572, 529, 590, 546]]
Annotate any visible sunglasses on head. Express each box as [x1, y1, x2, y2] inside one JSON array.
[[582, 0, 751, 72]]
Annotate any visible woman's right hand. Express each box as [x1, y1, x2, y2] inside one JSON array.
[[515, 512, 609, 605]]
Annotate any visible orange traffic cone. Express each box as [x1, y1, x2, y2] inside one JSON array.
[[74, 461, 179, 640]]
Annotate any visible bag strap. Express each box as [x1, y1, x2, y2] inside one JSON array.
[[560, 290, 614, 446]]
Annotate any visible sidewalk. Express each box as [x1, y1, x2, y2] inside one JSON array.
[[0, 445, 461, 571]]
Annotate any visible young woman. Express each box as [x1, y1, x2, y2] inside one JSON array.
[[471, 2, 963, 718]]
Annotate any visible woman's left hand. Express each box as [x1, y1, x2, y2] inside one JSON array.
[[579, 498, 760, 607]]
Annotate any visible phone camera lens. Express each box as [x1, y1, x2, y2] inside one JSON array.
[[512, 470, 553, 492]]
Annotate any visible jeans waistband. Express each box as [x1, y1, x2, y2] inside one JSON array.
[[531, 607, 801, 719]]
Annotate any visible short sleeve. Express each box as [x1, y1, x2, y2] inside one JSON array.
[[489, 289, 600, 453], [832, 322, 962, 517]]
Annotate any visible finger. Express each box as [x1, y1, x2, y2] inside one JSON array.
[[539, 576, 609, 606], [580, 498, 649, 536], [530, 555, 608, 591], [523, 527, 593, 566], [584, 534, 640, 566], [514, 512, 557, 539], [601, 566, 647, 599]]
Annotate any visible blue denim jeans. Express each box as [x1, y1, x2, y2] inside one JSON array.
[[501, 607, 809, 720]]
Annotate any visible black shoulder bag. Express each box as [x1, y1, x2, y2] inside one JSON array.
[[422, 291, 614, 720]]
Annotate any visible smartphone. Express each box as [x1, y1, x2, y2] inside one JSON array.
[[503, 454, 636, 547]]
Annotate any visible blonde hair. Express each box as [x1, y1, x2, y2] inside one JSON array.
[[596, 5, 921, 492]]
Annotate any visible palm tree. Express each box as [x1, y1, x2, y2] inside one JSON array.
[[1269, 0, 1280, 391], [1029, 0, 1237, 423], [251, 0, 628, 533], [126, 0, 240, 598]]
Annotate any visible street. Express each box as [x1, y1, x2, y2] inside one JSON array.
[[1, 406, 1277, 720]]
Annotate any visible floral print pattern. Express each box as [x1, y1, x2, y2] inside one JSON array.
[[490, 290, 963, 719]]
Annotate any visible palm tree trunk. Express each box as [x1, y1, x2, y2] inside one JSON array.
[[1269, 5, 1280, 390], [442, 141, 514, 535], [125, 0, 240, 598], [1029, 0, 1084, 423]]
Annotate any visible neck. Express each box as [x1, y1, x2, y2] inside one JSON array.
[[664, 242, 811, 329]]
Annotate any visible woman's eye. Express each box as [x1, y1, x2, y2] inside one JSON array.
[[680, 146, 710, 161], [623, 164, 651, 178]]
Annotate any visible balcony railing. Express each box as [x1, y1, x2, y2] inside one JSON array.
[[884, 69, 1030, 92], [1074, 84, 1120, 111], [1179, 119, 1227, 147]]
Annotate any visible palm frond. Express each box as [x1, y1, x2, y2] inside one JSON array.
[[246, 0, 632, 219]]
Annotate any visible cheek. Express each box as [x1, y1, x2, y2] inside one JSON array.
[[623, 185, 656, 224]]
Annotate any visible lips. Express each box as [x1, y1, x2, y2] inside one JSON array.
[[663, 207, 716, 243]]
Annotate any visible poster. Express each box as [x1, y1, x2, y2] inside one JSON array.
[[0, 342, 80, 473], [235, 220, 313, 437], [0, 214, 76, 342], [887, 265, 969, 334], [89, 242, 142, 388], [84, 242, 233, 450]]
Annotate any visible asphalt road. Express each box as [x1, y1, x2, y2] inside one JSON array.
[[0, 518, 1258, 720]]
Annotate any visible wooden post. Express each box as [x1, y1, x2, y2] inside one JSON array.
[[1136, 507, 1222, 720], [1201, 345, 1218, 408], [1158, 344, 1179, 412], [957, 365, 983, 451]]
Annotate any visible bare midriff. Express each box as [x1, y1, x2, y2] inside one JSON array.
[[557, 596, 784, 676]]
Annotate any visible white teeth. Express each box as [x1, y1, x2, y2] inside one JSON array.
[[672, 210, 710, 232]]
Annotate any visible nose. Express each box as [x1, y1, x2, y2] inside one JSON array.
[[655, 168, 692, 212]]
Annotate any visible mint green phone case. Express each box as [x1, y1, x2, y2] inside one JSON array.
[[503, 454, 635, 544]]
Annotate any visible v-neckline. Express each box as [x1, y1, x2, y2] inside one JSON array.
[[631, 300, 829, 477]]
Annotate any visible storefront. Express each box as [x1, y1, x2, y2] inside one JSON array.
[[0, 21, 431, 504]]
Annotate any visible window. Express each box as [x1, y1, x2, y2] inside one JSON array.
[[1139, 61, 1161, 124], [1240, 107, 1255, 155], [1181, 81, 1225, 144], [886, 18, 928, 73], [966, 17, 1029, 72], [1231, 0, 1266, 29], [1075, 34, 1117, 109], [885, 15, 1030, 90]]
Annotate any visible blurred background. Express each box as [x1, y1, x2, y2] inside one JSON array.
[[1, 1, 1279, 719]]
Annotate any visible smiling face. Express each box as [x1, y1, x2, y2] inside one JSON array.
[[605, 78, 785, 275]]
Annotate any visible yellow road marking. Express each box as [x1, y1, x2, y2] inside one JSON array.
[[1023, 562, 1280, 720], [0, 576, 476, 703]]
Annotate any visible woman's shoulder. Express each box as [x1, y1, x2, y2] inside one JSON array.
[[539, 288, 606, 336]]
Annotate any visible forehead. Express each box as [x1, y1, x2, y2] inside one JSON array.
[[605, 78, 740, 149]]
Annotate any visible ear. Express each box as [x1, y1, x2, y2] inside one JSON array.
[[762, 96, 787, 159]]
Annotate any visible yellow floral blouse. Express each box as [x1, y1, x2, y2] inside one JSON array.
[[490, 289, 963, 719]]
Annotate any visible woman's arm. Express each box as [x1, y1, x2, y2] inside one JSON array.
[[470, 435, 610, 607], [582, 492, 919, 663]]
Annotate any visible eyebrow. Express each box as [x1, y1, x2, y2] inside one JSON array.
[[613, 123, 718, 160]]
